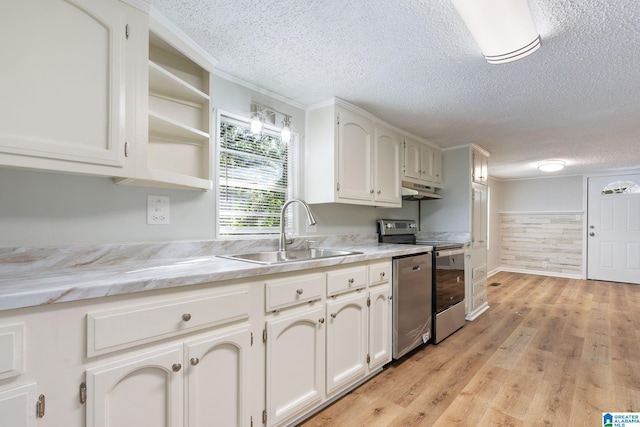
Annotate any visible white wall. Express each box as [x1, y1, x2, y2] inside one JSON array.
[[499, 175, 583, 212]]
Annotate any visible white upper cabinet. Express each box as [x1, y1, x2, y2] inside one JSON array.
[[472, 148, 489, 186], [403, 137, 442, 188], [0, 0, 144, 177], [306, 99, 401, 207]]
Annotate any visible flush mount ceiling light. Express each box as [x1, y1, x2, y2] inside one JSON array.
[[538, 160, 565, 172], [451, 0, 541, 64], [250, 101, 292, 142]]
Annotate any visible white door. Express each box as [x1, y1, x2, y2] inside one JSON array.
[[86, 345, 183, 427], [265, 306, 324, 426], [0, 383, 38, 427], [587, 174, 640, 284], [403, 137, 421, 180], [184, 326, 251, 427], [325, 292, 368, 396]]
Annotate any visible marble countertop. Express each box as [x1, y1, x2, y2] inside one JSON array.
[[0, 239, 433, 312]]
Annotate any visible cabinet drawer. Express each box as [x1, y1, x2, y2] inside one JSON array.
[[472, 264, 487, 281], [473, 278, 487, 296], [369, 261, 391, 286], [327, 265, 367, 296], [0, 324, 24, 380], [88, 288, 249, 356], [265, 273, 324, 312], [472, 292, 487, 309]]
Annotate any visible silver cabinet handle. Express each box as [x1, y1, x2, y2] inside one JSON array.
[[380, 272, 386, 279], [348, 278, 354, 284], [190, 357, 200, 366], [182, 313, 191, 322], [589, 232, 595, 236], [318, 318, 325, 324], [377, 190, 381, 194], [330, 313, 337, 319], [296, 288, 303, 295], [172, 363, 182, 372]]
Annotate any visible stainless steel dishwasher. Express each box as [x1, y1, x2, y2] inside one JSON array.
[[392, 252, 433, 359]]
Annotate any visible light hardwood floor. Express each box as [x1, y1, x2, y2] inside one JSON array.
[[299, 272, 640, 426]]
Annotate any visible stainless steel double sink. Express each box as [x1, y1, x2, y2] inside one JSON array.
[[220, 248, 362, 265]]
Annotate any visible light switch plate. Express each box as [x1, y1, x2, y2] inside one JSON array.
[[147, 195, 170, 225]]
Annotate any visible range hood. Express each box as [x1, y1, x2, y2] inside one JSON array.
[[402, 180, 441, 200]]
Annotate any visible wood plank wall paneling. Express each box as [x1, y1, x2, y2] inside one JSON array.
[[500, 213, 583, 275]]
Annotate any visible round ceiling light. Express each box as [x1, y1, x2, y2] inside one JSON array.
[[538, 160, 566, 172]]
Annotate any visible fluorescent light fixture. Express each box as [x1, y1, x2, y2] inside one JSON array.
[[538, 160, 565, 172], [451, 0, 541, 64]]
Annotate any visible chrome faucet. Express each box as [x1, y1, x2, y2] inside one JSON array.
[[279, 198, 317, 251]]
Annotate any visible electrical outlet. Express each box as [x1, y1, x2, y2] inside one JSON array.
[[147, 195, 170, 225]]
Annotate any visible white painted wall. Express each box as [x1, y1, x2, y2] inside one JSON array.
[[499, 175, 583, 213]]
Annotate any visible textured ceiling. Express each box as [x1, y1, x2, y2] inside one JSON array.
[[149, 0, 640, 179]]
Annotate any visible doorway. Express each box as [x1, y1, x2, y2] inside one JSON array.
[[586, 173, 640, 284]]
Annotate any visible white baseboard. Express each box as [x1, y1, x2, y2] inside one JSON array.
[[492, 267, 582, 280]]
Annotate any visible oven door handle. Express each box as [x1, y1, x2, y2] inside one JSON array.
[[435, 248, 466, 258]]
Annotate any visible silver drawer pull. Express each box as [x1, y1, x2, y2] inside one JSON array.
[[380, 272, 386, 278], [172, 363, 182, 372], [348, 278, 354, 284], [190, 357, 200, 366], [182, 313, 192, 322], [296, 288, 304, 295], [331, 313, 337, 319], [318, 318, 325, 324]]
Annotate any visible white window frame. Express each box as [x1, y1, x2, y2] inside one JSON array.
[[215, 110, 299, 238]]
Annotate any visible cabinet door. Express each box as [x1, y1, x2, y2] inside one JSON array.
[[433, 149, 443, 186], [403, 138, 421, 180], [420, 144, 435, 183], [266, 306, 324, 426], [325, 292, 368, 396], [472, 184, 488, 249], [472, 150, 488, 185], [373, 126, 401, 205], [86, 345, 183, 427], [337, 107, 373, 202], [0, 383, 38, 427], [184, 326, 250, 427], [0, 0, 132, 175], [368, 285, 392, 371]]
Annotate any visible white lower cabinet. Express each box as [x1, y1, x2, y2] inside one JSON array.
[[265, 306, 324, 427], [0, 383, 39, 427], [325, 291, 368, 396], [86, 345, 184, 427]]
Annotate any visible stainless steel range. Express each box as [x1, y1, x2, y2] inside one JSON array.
[[415, 239, 468, 343], [378, 219, 468, 346]]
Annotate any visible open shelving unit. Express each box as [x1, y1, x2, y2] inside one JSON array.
[[116, 19, 214, 190]]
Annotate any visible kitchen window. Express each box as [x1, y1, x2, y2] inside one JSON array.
[[217, 113, 296, 236]]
